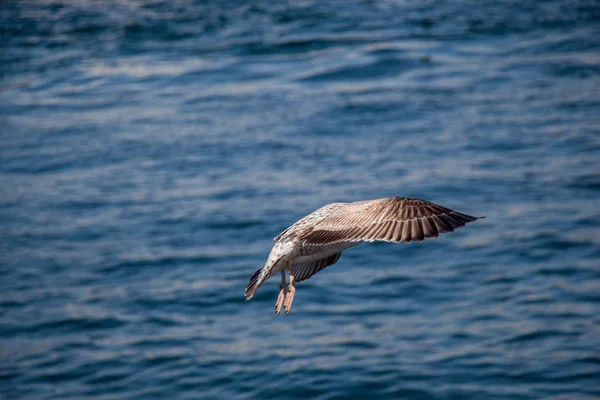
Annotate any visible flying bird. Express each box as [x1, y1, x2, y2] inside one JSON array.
[[245, 196, 483, 315]]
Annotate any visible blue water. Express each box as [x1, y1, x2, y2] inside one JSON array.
[[1, 1, 600, 399]]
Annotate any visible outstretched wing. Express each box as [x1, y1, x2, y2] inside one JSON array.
[[292, 252, 342, 283], [296, 196, 482, 246]]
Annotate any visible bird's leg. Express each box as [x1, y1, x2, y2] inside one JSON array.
[[275, 270, 287, 315], [283, 264, 296, 316]]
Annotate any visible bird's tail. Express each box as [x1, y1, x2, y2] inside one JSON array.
[[245, 268, 264, 301], [246, 242, 289, 301], [245, 254, 285, 300]]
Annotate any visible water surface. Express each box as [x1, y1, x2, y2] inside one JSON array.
[[1, 1, 600, 399]]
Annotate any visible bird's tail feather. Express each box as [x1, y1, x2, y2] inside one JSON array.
[[245, 268, 264, 301], [246, 246, 286, 301]]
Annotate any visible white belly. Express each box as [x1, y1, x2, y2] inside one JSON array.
[[293, 242, 359, 264]]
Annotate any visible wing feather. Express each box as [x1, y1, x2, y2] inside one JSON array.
[[294, 196, 483, 246], [412, 218, 424, 241], [292, 252, 342, 283]]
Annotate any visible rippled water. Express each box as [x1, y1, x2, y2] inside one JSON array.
[[2, 1, 600, 399]]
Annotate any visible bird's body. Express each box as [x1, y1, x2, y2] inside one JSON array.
[[245, 196, 483, 315]]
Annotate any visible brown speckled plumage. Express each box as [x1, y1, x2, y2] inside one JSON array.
[[246, 196, 484, 315]]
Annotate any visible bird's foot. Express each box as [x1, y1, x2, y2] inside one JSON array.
[[283, 284, 296, 316], [275, 284, 286, 315]]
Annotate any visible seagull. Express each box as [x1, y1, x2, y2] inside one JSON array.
[[245, 196, 483, 315]]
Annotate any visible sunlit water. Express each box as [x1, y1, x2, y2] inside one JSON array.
[[1, 1, 600, 399]]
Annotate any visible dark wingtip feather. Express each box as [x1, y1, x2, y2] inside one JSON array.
[[422, 216, 439, 238], [431, 214, 454, 233]]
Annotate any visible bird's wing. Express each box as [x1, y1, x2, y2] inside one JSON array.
[[274, 202, 346, 242], [292, 252, 342, 283], [297, 196, 482, 246]]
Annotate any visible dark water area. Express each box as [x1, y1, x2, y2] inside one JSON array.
[[1, 1, 600, 399]]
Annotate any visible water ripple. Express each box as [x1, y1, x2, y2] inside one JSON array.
[[2, 1, 600, 399]]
